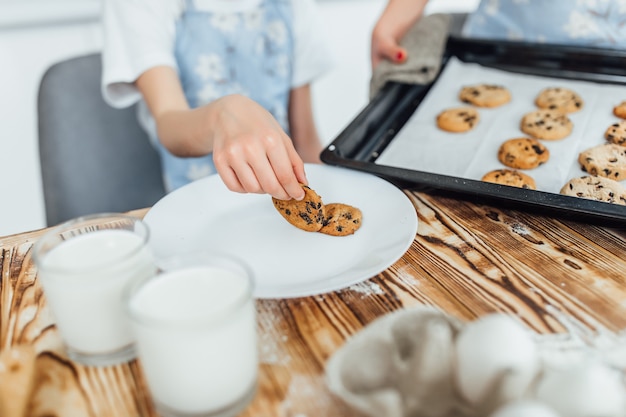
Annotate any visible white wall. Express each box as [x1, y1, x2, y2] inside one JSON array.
[[0, 0, 475, 237]]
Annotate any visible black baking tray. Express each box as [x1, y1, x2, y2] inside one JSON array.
[[320, 35, 626, 227]]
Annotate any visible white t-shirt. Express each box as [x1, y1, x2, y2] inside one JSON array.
[[101, 0, 335, 109]]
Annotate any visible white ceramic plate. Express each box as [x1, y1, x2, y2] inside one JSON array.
[[143, 164, 418, 299]]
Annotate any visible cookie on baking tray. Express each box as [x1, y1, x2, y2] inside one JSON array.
[[560, 176, 626, 205], [578, 143, 626, 181], [520, 110, 573, 140], [436, 107, 480, 133], [604, 120, 626, 146], [459, 84, 511, 108], [497, 137, 550, 170], [605, 120, 626, 146], [481, 169, 537, 189], [535, 87, 584, 113], [613, 101, 626, 119], [272, 184, 325, 232], [319, 203, 363, 236]]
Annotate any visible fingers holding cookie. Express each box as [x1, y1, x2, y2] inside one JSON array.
[[272, 185, 363, 236], [272, 184, 325, 232]]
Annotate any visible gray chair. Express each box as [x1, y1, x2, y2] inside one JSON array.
[[38, 53, 166, 227]]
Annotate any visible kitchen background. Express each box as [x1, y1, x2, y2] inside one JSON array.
[[0, 0, 476, 237]]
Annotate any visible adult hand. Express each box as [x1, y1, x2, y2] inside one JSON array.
[[210, 94, 308, 201], [370, 0, 428, 69], [371, 25, 407, 69]]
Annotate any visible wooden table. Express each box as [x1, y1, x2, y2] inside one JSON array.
[[2, 191, 626, 416]]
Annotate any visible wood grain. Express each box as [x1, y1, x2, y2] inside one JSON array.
[[1, 193, 625, 416]]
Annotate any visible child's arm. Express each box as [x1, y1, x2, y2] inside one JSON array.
[[371, 0, 430, 68], [288, 84, 323, 165], [136, 66, 307, 201]]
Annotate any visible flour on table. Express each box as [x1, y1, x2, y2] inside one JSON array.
[[349, 281, 384, 297]]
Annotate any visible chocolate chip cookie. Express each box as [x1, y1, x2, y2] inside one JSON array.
[[459, 84, 511, 108], [319, 203, 363, 236], [560, 176, 626, 205], [613, 101, 626, 119], [578, 143, 626, 180], [481, 169, 537, 189], [436, 107, 480, 133], [520, 110, 573, 140], [535, 87, 584, 113], [605, 120, 626, 146], [272, 185, 325, 232], [497, 137, 550, 170]]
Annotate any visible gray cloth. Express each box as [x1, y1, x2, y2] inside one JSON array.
[[370, 13, 452, 99]]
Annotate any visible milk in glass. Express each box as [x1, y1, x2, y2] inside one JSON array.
[[128, 265, 257, 416], [38, 228, 154, 358]]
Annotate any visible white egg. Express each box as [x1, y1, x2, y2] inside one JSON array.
[[535, 360, 626, 417], [489, 400, 561, 417], [455, 313, 540, 405]]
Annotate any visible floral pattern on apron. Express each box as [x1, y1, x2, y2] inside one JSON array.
[[463, 0, 626, 47], [156, 0, 293, 192]]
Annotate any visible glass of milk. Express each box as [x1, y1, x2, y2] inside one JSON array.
[[124, 252, 258, 417], [33, 213, 155, 366]]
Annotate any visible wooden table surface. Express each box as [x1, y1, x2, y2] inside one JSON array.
[[1, 190, 626, 417]]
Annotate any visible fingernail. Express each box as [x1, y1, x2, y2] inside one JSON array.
[[396, 51, 405, 62]]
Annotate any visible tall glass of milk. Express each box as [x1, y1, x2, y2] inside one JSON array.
[[33, 213, 155, 366], [124, 252, 258, 417]]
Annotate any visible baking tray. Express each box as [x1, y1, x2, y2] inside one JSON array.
[[320, 35, 626, 226]]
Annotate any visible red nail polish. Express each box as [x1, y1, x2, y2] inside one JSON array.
[[396, 51, 405, 61]]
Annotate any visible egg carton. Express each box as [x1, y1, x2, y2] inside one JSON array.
[[325, 306, 626, 417]]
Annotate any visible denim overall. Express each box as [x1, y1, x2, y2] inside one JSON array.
[[463, 0, 626, 48], [157, 0, 293, 192]]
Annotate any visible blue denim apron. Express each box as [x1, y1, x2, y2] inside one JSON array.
[[157, 0, 293, 192], [463, 0, 626, 48]]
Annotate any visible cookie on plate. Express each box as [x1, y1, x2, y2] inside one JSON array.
[[459, 84, 511, 108], [578, 143, 626, 180], [613, 101, 626, 119], [272, 184, 325, 232], [520, 109, 573, 140], [497, 137, 550, 169], [319, 203, 363, 236], [481, 169, 537, 189], [605, 120, 626, 146], [560, 176, 626, 205], [436, 107, 479, 133], [535, 87, 584, 113]]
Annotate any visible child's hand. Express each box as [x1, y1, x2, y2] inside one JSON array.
[[210, 94, 307, 201]]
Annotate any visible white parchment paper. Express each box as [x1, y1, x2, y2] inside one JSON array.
[[375, 57, 626, 193]]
